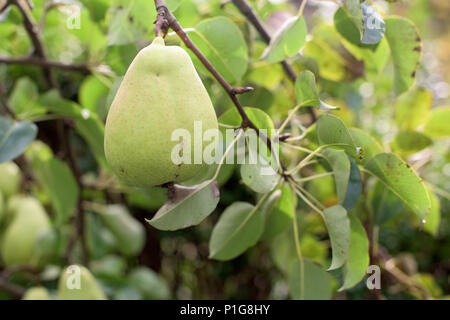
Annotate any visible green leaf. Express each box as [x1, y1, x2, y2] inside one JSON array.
[[260, 16, 307, 63], [187, 17, 248, 84], [348, 128, 383, 164], [218, 107, 275, 139], [343, 0, 364, 36], [32, 158, 79, 225], [37, 90, 81, 118], [394, 87, 432, 130], [147, 181, 220, 231], [107, 8, 144, 46], [340, 214, 369, 290], [98, 204, 146, 257], [385, 17, 422, 95], [424, 106, 450, 138], [240, 135, 278, 194], [209, 202, 263, 260], [342, 157, 362, 211], [423, 188, 440, 236], [322, 205, 350, 270], [128, 267, 170, 300], [370, 180, 405, 225], [79, 75, 109, 112], [261, 184, 295, 240], [107, 1, 157, 46], [289, 258, 332, 300], [8, 77, 44, 120], [322, 149, 351, 205], [74, 115, 107, 168], [317, 114, 358, 158], [364, 153, 430, 220], [303, 26, 348, 82], [0, 116, 37, 163], [392, 130, 432, 155], [295, 71, 319, 107]]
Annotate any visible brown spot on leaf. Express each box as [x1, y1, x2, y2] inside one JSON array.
[[416, 36, 421, 42], [411, 71, 416, 78], [129, 16, 134, 23], [413, 46, 421, 52]]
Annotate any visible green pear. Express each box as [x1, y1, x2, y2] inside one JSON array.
[[0, 197, 50, 267], [22, 287, 51, 300], [0, 162, 21, 198], [57, 265, 107, 300], [104, 36, 218, 188], [0, 191, 4, 224], [128, 267, 170, 300], [99, 205, 145, 256]]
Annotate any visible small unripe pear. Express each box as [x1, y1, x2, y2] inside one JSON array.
[[57, 265, 107, 300], [22, 287, 51, 300], [104, 37, 218, 187], [0, 191, 4, 224], [99, 205, 145, 256], [0, 197, 50, 267], [128, 267, 170, 300], [0, 162, 21, 198]]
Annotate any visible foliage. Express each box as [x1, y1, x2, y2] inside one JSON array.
[[0, 0, 448, 300]]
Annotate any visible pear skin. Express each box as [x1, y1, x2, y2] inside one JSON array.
[[22, 287, 51, 300], [0, 197, 50, 267], [100, 205, 145, 256], [57, 265, 107, 300], [0, 162, 21, 198], [104, 37, 218, 188]]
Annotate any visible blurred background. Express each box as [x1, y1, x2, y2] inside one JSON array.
[[0, 0, 448, 300]]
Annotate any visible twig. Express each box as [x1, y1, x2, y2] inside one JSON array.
[[12, 0, 57, 89], [231, 0, 317, 123], [0, 56, 90, 73], [0, 265, 39, 298], [0, 280, 25, 298], [0, 82, 16, 119], [153, 0, 286, 172]]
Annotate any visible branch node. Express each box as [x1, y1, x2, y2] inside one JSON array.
[[231, 86, 254, 95]]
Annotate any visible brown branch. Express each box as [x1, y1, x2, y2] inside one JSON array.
[[0, 56, 90, 73], [0, 280, 25, 298], [154, 0, 284, 169], [12, 0, 57, 89], [231, 0, 317, 123], [0, 81, 17, 119], [0, 265, 40, 299]]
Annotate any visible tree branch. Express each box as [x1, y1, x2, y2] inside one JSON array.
[[154, 0, 286, 171], [231, 0, 317, 123], [12, 0, 57, 89], [0, 82, 17, 119], [0, 56, 90, 73]]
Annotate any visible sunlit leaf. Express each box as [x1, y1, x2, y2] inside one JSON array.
[[364, 153, 430, 220], [394, 87, 432, 130], [260, 16, 307, 63], [187, 17, 248, 83], [385, 17, 422, 95], [424, 106, 450, 138]]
